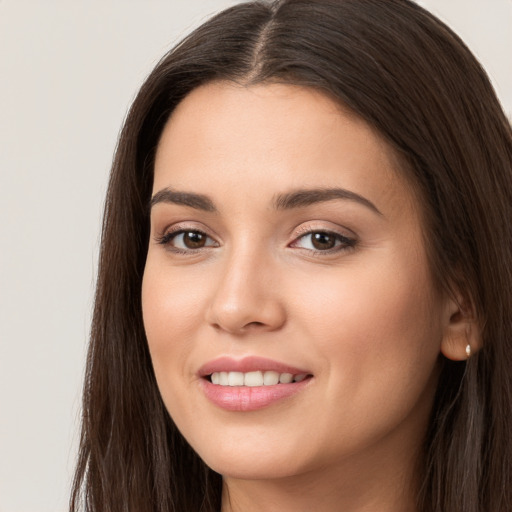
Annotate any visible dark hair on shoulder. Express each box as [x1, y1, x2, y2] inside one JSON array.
[[71, 1, 512, 511]]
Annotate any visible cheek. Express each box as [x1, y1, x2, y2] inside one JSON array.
[[142, 253, 213, 331], [297, 250, 443, 407], [141, 260, 202, 381], [141, 260, 212, 436]]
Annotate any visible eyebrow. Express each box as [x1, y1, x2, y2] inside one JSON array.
[[273, 188, 382, 216], [149, 186, 382, 216], [150, 188, 217, 212]]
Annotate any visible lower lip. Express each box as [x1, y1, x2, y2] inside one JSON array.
[[199, 378, 312, 412]]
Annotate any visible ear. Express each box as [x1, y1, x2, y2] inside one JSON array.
[[440, 290, 482, 361]]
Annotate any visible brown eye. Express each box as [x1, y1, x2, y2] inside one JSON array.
[[311, 232, 336, 250], [157, 229, 217, 251], [182, 231, 207, 249], [291, 230, 356, 253]]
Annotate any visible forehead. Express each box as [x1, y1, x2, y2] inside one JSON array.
[[153, 81, 415, 220]]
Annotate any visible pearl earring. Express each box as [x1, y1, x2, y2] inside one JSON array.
[[466, 344, 471, 358]]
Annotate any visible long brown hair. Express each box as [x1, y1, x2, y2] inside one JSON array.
[[71, 1, 512, 511]]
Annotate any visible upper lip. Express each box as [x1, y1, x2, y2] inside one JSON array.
[[198, 356, 311, 377]]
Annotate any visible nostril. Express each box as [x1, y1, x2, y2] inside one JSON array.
[[246, 321, 265, 328], [211, 320, 266, 333]]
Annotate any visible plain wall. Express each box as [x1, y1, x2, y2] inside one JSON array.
[[0, 1, 510, 511]]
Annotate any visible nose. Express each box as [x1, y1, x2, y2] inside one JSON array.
[[205, 249, 286, 335]]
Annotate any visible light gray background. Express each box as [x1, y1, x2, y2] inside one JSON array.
[[0, 1, 510, 511]]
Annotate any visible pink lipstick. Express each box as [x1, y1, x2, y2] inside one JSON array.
[[198, 356, 313, 411]]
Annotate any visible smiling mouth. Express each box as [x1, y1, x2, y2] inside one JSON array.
[[200, 362, 314, 411], [207, 370, 312, 386]]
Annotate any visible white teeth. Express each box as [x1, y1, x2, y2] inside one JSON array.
[[228, 371, 244, 386], [244, 371, 263, 387], [263, 370, 279, 385], [209, 371, 309, 386]]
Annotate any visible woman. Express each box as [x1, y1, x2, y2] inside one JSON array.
[[71, 1, 512, 511]]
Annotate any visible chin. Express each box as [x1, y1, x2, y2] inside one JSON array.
[[205, 455, 301, 481], [192, 437, 310, 480]]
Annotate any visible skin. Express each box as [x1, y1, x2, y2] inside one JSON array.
[[142, 82, 465, 512]]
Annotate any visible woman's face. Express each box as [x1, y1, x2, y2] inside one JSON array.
[[142, 82, 452, 481]]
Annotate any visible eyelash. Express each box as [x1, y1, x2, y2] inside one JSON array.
[[155, 227, 357, 255], [155, 229, 218, 255], [290, 229, 357, 254]]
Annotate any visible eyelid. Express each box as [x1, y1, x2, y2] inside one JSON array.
[[155, 221, 218, 239], [292, 221, 357, 240]]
